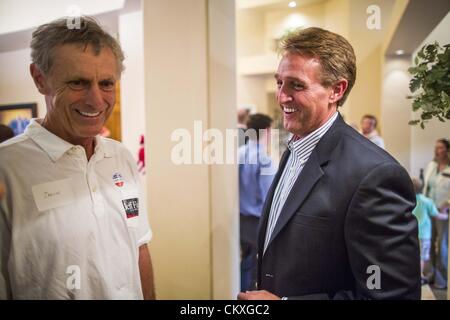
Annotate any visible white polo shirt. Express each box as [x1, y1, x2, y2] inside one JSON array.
[[0, 119, 152, 299]]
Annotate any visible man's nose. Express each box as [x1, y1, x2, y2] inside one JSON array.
[[85, 84, 105, 109], [277, 87, 292, 104]]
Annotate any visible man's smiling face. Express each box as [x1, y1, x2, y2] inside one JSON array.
[[275, 52, 337, 138], [38, 43, 118, 143]]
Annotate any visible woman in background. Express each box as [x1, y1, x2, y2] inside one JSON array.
[[423, 138, 450, 289]]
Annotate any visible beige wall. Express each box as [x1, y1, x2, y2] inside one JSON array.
[[208, 0, 240, 299], [380, 57, 412, 170], [236, 1, 326, 114], [324, 0, 349, 38], [236, 8, 265, 57], [0, 48, 46, 116], [265, 3, 324, 47], [119, 10, 145, 160], [143, 0, 238, 299], [236, 0, 395, 124]]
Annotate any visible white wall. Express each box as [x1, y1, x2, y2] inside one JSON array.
[[0, 48, 46, 116], [0, 0, 124, 34], [119, 10, 145, 160]]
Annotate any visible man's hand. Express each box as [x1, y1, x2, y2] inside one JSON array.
[[237, 290, 281, 300], [439, 201, 450, 213]]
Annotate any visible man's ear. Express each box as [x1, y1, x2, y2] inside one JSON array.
[[30, 63, 49, 95], [329, 79, 348, 105]]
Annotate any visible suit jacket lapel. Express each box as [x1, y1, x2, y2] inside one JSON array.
[[261, 113, 345, 253], [264, 150, 324, 251]]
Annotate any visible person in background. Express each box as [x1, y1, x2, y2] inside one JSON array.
[[423, 138, 450, 289], [237, 108, 251, 147], [360, 114, 385, 149], [411, 177, 448, 284], [239, 113, 275, 292], [0, 16, 154, 300], [0, 124, 14, 143], [237, 108, 250, 130]]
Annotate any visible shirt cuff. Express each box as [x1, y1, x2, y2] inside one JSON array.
[[137, 230, 152, 247]]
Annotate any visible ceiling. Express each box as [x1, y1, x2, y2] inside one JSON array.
[[236, 0, 325, 11], [386, 0, 450, 56], [0, 0, 141, 53]]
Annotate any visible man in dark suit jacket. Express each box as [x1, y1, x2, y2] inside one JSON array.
[[238, 27, 420, 300]]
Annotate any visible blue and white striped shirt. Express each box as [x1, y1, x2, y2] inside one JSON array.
[[263, 112, 338, 253]]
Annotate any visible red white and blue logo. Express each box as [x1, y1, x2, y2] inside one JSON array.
[[113, 172, 124, 187]]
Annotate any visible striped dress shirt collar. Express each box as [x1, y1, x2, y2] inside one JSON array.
[[287, 111, 339, 163], [263, 111, 338, 253]]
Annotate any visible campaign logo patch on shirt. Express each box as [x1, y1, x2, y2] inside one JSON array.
[[113, 173, 124, 187], [122, 198, 139, 218]]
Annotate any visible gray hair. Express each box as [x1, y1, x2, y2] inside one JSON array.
[[30, 16, 124, 76]]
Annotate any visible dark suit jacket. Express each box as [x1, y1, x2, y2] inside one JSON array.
[[257, 114, 421, 299]]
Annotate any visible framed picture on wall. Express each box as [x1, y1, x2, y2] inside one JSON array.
[[0, 103, 37, 136]]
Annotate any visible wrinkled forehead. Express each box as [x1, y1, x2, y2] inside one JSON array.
[[49, 43, 118, 78]]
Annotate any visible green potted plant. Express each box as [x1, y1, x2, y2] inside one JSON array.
[[408, 42, 450, 128]]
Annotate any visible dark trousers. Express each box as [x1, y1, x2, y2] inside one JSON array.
[[240, 214, 260, 291], [429, 218, 448, 287]]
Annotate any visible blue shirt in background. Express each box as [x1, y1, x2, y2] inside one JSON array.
[[413, 193, 439, 240], [239, 140, 276, 218]]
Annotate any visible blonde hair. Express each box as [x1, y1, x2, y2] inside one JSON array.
[[280, 27, 356, 106]]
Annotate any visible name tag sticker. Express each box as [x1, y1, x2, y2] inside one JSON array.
[[32, 178, 75, 212]]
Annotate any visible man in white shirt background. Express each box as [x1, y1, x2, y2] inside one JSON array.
[[0, 16, 155, 299], [360, 114, 385, 149]]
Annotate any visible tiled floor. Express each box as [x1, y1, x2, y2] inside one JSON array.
[[430, 286, 447, 300], [422, 284, 436, 300]]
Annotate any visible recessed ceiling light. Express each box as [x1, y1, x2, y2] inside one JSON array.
[[395, 50, 405, 55], [288, 1, 297, 8]]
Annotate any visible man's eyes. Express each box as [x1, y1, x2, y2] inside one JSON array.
[[275, 80, 303, 90], [292, 83, 304, 90], [99, 80, 115, 91], [67, 80, 89, 90], [67, 80, 115, 91]]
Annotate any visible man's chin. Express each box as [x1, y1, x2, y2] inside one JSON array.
[[77, 128, 103, 139]]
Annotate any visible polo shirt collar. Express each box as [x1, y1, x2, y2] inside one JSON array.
[[25, 119, 73, 162], [25, 119, 114, 162], [94, 135, 115, 159]]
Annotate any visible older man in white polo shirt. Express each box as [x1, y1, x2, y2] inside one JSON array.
[[0, 16, 154, 299]]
